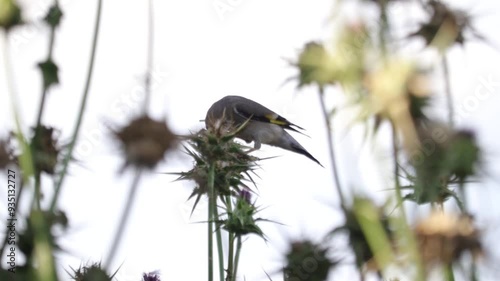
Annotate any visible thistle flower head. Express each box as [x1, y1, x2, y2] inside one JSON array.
[[222, 194, 265, 237], [31, 125, 60, 175], [141, 271, 161, 281], [176, 128, 259, 214], [415, 211, 482, 266], [410, 1, 478, 50], [113, 115, 177, 171], [68, 262, 112, 281], [0, 139, 13, 169], [284, 240, 335, 281]]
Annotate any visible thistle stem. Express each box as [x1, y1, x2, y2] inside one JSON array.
[[213, 197, 225, 281], [225, 196, 235, 281], [442, 53, 454, 128], [104, 168, 142, 269], [391, 122, 425, 281], [49, 0, 102, 212], [143, 0, 154, 114], [208, 164, 215, 281], [233, 235, 242, 281], [318, 86, 346, 212]]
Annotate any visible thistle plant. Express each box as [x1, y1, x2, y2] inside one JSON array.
[[284, 240, 335, 281], [176, 122, 266, 281], [1, 0, 496, 280], [282, 0, 488, 280], [67, 262, 116, 281]]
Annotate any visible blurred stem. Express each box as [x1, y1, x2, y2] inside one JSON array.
[[442, 50, 454, 128], [470, 261, 478, 281], [378, 0, 389, 59], [49, 0, 102, 212], [390, 122, 425, 281], [318, 86, 346, 212], [32, 210, 58, 281], [1, 33, 35, 263], [213, 197, 225, 281], [104, 168, 142, 269], [208, 164, 215, 281], [143, 0, 154, 114], [233, 235, 242, 281], [33, 173, 42, 210], [458, 181, 468, 211], [34, 5, 59, 201], [444, 263, 455, 281], [35, 26, 56, 130], [390, 123, 405, 215]]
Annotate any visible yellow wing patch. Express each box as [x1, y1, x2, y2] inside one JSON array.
[[265, 114, 287, 125]]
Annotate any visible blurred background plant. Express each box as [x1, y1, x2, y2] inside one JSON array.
[[0, 0, 497, 280]]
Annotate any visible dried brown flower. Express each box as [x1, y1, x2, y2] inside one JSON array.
[[0, 140, 12, 169], [415, 211, 482, 266], [113, 115, 176, 171], [31, 126, 60, 175]]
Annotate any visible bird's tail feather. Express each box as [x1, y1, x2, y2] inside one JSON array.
[[290, 143, 323, 167]]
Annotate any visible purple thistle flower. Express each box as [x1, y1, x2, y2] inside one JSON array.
[[142, 271, 161, 281], [240, 188, 252, 204]]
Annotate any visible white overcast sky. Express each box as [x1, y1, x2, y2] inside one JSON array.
[[1, 0, 500, 280]]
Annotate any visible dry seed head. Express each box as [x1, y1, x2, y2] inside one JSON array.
[[415, 211, 482, 266], [114, 115, 176, 170], [0, 140, 12, 169], [32, 126, 60, 175]]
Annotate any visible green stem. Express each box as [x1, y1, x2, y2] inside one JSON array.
[[1, 33, 34, 263], [391, 123, 405, 215], [470, 261, 478, 281], [378, 0, 389, 59], [104, 168, 142, 269], [318, 86, 346, 212], [227, 234, 235, 281], [208, 164, 215, 281], [33, 173, 42, 210], [442, 53, 454, 128], [390, 122, 425, 281], [35, 7, 58, 198], [213, 198, 224, 281], [445, 263, 455, 281], [233, 235, 242, 281], [35, 26, 56, 129], [458, 181, 468, 212], [225, 196, 234, 281], [49, 0, 102, 212]]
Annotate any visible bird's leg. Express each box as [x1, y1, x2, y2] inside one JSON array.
[[245, 139, 261, 153]]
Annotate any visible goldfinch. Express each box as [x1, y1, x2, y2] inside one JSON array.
[[205, 95, 322, 166]]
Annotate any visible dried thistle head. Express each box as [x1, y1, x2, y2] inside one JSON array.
[[410, 1, 476, 50], [0, 139, 13, 169], [68, 262, 112, 281], [113, 115, 177, 171], [415, 211, 482, 267], [284, 240, 335, 281], [31, 126, 60, 175]]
